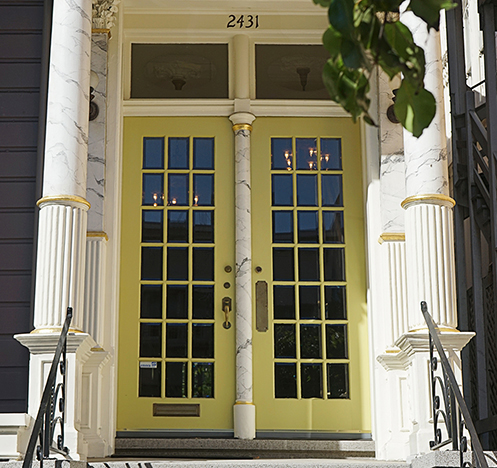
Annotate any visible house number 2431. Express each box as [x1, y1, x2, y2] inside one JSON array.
[[227, 15, 259, 28]]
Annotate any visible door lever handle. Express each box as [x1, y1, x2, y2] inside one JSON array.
[[222, 297, 232, 329]]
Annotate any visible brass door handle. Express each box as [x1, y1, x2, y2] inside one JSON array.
[[222, 297, 232, 329]]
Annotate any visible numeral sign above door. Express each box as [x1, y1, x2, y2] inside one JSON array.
[[227, 15, 259, 28]]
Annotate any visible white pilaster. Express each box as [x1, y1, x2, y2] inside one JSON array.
[[229, 112, 256, 440]]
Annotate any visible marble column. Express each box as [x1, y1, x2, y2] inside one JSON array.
[[395, 9, 473, 458], [33, 0, 93, 332], [230, 112, 256, 440], [14, 0, 95, 460], [401, 10, 456, 332]]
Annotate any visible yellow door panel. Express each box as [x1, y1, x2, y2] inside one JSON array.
[[251, 117, 370, 433], [118, 117, 235, 431]]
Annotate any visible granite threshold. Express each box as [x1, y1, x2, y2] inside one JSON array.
[[113, 438, 375, 459]]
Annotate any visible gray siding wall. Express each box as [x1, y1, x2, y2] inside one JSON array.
[[0, 0, 44, 413]]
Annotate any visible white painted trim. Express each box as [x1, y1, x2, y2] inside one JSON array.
[[122, 100, 349, 118]]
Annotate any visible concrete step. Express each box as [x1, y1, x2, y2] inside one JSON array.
[[113, 439, 376, 460]]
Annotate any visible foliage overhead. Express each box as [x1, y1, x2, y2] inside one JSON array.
[[315, 0, 456, 137]]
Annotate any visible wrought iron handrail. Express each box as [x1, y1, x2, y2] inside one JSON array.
[[23, 307, 73, 468], [421, 301, 488, 468]]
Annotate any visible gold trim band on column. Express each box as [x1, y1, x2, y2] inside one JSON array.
[[92, 28, 111, 38], [232, 123, 253, 133], [408, 326, 460, 333], [234, 401, 255, 405], [378, 233, 405, 244], [87, 231, 109, 241], [37, 195, 91, 209], [401, 194, 456, 209], [30, 327, 84, 335]]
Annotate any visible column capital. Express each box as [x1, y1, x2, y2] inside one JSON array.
[[92, 0, 120, 30], [37, 195, 91, 211], [229, 112, 256, 128]]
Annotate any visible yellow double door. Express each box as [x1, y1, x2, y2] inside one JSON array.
[[117, 116, 370, 434]]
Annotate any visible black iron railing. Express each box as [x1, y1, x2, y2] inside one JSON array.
[[422, 301, 488, 468], [23, 307, 72, 468]]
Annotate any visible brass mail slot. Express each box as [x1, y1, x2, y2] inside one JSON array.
[[153, 403, 200, 417]]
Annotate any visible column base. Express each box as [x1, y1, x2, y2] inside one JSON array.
[[233, 403, 255, 440]]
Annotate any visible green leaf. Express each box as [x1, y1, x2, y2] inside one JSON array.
[[394, 80, 436, 137], [323, 26, 342, 57], [408, 0, 456, 30], [341, 38, 364, 69], [329, 0, 355, 36], [313, 0, 332, 6]]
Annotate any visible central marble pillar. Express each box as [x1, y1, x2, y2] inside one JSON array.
[[230, 112, 256, 440]]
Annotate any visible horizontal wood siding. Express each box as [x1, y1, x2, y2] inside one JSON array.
[[0, 0, 44, 413]]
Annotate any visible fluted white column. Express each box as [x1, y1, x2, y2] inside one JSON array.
[[400, 9, 456, 331], [230, 112, 256, 440], [33, 0, 93, 332]]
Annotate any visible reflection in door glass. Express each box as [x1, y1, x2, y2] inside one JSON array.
[[142, 174, 164, 206], [193, 210, 214, 243], [143, 137, 164, 169], [326, 324, 348, 359], [167, 247, 188, 280], [299, 286, 320, 319], [273, 248, 295, 281], [140, 284, 162, 319], [166, 285, 188, 319], [296, 175, 317, 206], [323, 211, 344, 243], [193, 247, 214, 281], [192, 363, 214, 398], [327, 363, 349, 399], [140, 323, 162, 357], [168, 137, 189, 169], [141, 247, 163, 280], [192, 324, 214, 358], [193, 138, 214, 169], [322, 174, 343, 206], [325, 286, 347, 319], [166, 323, 188, 358], [301, 363, 322, 398], [168, 174, 189, 206], [274, 363, 297, 398], [274, 324, 296, 358], [300, 324, 321, 358], [165, 362, 187, 397], [297, 211, 318, 243], [142, 210, 163, 243], [193, 174, 214, 206], [139, 365, 161, 397], [192, 286, 214, 319], [296, 138, 317, 170], [272, 211, 293, 243], [273, 286, 295, 319], [167, 210, 188, 243], [271, 175, 293, 206], [320, 138, 342, 170], [298, 248, 320, 281], [271, 138, 293, 170]]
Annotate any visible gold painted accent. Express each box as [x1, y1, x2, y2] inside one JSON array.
[[91, 347, 105, 352], [378, 233, 405, 244], [409, 326, 460, 333], [232, 123, 252, 133], [385, 349, 400, 354], [234, 401, 255, 405], [92, 28, 111, 38], [30, 327, 84, 335], [37, 195, 91, 209], [401, 194, 456, 209], [87, 231, 109, 241]]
